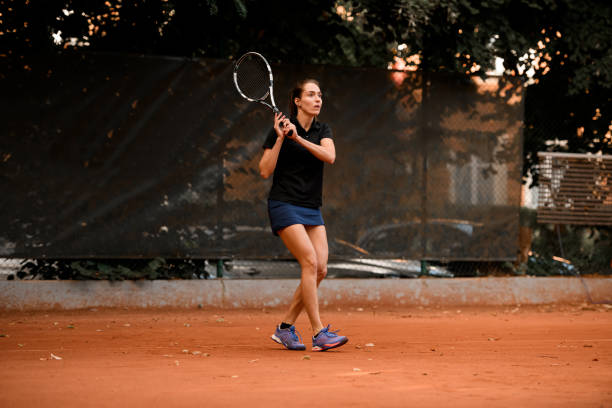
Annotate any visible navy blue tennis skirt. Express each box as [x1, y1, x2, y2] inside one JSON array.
[[268, 200, 324, 236]]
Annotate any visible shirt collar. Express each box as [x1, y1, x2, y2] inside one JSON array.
[[291, 116, 320, 134]]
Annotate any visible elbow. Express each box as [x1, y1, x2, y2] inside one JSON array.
[[259, 167, 271, 179], [327, 154, 336, 165], [258, 162, 268, 179]]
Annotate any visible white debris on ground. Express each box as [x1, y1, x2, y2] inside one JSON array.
[[0, 258, 23, 279]]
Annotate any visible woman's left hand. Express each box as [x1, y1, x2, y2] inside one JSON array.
[[284, 122, 298, 140]]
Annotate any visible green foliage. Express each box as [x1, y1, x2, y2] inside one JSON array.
[[520, 0, 612, 182], [8, 0, 610, 110], [3, 0, 372, 66], [520, 208, 612, 276], [348, 1, 611, 182], [531, 224, 612, 276], [10, 258, 214, 281]]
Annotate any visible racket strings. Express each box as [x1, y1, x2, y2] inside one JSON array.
[[235, 55, 270, 100]]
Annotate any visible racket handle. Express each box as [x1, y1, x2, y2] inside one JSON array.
[[275, 109, 294, 137], [281, 117, 294, 136]]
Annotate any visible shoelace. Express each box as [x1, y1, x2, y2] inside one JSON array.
[[289, 326, 304, 343], [320, 325, 340, 337]]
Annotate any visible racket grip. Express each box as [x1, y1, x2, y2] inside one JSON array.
[[281, 119, 293, 137], [276, 110, 293, 136]]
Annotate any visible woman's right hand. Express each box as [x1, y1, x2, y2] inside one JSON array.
[[273, 112, 289, 138]]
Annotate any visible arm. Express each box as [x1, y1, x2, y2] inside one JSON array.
[[284, 122, 335, 164], [294, 136, 335, 164], [259, 138, 282, 179], [259, 112, 290, 179]]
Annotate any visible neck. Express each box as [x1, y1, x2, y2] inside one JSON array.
[[296, 111, 315, 131]]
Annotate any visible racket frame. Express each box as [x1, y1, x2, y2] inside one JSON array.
[[233, 51, 281, 113]]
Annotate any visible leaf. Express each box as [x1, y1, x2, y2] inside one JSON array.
[[232, 0, 247, 18]]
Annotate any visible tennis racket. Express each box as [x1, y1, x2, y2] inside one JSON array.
[[233, 51, 293, 136]]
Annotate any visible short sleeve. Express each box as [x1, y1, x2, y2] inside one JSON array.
[[262, 128, 277, 149], [320, 123, 333, 141]]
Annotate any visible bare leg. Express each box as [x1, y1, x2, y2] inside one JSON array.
[[278, 224, 324, 333], [281, 225, 328, 331]]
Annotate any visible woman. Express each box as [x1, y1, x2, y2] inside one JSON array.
[[259, 79, 348, 352]]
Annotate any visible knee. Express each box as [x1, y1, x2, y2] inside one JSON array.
[[299, 255, 318, 275], [317, 267, 327, 282], [317, 264, 327, 281]]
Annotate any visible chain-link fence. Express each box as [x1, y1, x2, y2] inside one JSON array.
[[1, 53, 523, 266]]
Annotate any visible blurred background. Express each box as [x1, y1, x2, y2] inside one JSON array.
[[1, 0, 610, 279]]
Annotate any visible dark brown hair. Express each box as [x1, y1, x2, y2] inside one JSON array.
[[289, 78, 320, 117]]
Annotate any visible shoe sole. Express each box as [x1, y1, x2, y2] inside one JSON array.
[[312, 337, 349, 352], [271, 334, 306, 351]]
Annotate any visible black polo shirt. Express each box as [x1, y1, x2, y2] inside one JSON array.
[[262, 117, 333, 208]]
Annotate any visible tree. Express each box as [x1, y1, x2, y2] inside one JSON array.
[[3, 0, 372, 65], [4, 0, 611, 181], [341, 0, 612, 181], [520, 0, 611, 183]]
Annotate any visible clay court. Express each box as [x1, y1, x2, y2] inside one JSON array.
[[1, 304, 611, 407]]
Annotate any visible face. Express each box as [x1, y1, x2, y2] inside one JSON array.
[[295, 82, 322, 116]]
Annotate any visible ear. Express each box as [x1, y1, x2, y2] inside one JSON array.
[[294, 97, 301, 106]]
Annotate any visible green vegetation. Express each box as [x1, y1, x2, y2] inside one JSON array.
[[9, 258, 213, 280], [520, 209, 612, 276]]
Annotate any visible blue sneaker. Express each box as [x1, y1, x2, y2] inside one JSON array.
[[312, 325, 348, 351], [271, 325, 306, 351]]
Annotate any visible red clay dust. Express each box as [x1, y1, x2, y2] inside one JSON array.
[[1, 304, 611, 407]]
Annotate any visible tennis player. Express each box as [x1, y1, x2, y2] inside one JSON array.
[[259, 79, 348, 351]]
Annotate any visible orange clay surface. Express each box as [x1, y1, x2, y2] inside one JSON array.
[[1, 304, 611, 407]]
